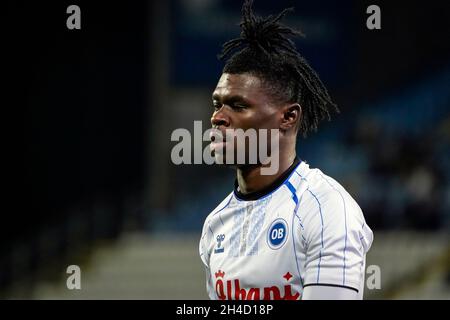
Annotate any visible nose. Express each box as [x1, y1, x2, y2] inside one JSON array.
[[211, 108, 230, 128]]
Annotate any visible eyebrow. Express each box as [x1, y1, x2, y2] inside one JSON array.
[[212, 93, 249, 104]]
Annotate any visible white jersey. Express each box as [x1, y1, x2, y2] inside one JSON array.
[[199, 158, 373, 300]]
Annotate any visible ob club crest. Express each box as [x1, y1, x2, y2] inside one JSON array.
[[267, 218, 288, 250]]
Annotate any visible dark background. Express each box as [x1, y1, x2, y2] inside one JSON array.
[[2, 0, 449, 298]]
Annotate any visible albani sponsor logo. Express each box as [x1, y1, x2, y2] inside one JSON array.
[[214, 270, 301, 300]]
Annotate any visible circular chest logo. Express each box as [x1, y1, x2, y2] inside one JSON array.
[[267, 218, 288, 250]]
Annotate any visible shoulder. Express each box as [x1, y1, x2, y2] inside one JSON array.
[[300, 164, 360, 209], [201, 191, 234, 231], [297, 165, 366, 233]]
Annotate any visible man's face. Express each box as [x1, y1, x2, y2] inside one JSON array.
[[210, 73, 281, 166]]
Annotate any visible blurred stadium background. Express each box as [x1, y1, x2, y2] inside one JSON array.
[[2, 0, 449, 299]]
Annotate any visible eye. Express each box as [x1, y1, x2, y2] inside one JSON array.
[[231, 103, 247, 110], [212, 102, 221, 110]]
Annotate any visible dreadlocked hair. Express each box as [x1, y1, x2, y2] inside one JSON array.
[[219, 0, 339, 136]]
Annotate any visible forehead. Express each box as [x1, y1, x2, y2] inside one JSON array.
[[212, 73, 265, 99]]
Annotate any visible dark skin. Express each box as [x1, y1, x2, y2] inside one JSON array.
[[211, 72, 301, 195]]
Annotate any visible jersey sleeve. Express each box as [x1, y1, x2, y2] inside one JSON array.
[[302, 284, 359, 300], [302, 189, 373, 293], [198, 193, 234, 300], [199, 221, 209, 268], [199, 218, 216, 299]]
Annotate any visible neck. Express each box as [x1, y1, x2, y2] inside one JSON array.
[[236, 149, 297, 195]]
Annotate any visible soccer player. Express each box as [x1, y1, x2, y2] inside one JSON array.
[[199, 0, 373, 300]]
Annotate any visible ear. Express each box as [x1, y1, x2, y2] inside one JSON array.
[[280, 103, 301, 132]]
